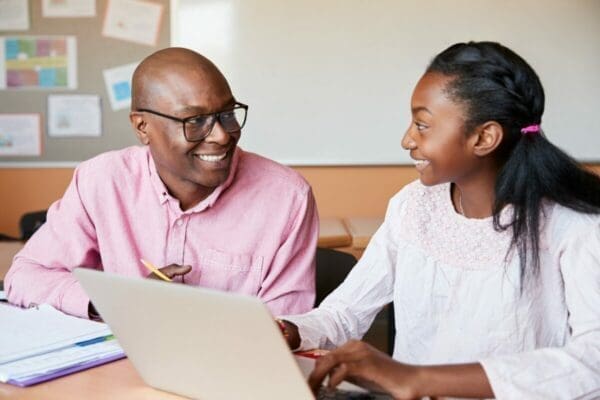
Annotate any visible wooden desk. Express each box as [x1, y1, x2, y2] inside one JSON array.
[[0, 241, 24, 279], [0, 216, 377, 275], [0, 242, 182, 399], [343, 217, 384, 250], [0, 359, 183, 400], [317, 217, 352, 248], [0, 221, 376, 398]]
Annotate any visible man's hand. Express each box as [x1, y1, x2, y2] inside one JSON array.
[[88, 301, 102, 321], [308, 340, 421, 399], [146, 264, 192, 282], [277, 319, 301, 350]]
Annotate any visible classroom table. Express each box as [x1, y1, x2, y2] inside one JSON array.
[[0, 241, 24, 279], [0, 219, 382, 398], [343, 217, 384, 250], [0, 216, 383, 277], [318, 217, 383, 259], [317, 217, 352, 248], [0, 359, 184, 399], [0, 241, 187, 399]]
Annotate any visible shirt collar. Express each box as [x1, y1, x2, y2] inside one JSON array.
[[146, 146, 242, 212]]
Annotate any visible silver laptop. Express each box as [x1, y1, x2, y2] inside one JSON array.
[[74, 268, 388, 400]]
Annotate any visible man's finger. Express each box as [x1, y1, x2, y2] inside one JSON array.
[[160, 264, 192, 278]]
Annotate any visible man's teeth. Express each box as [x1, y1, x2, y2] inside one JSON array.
[[197, 153, 227, 162], [414, 159, 429, 166]]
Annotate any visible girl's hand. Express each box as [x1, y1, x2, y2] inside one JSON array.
[[308, 340, 421, 399]]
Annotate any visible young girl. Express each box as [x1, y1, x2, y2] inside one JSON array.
[[280, 42, 600, 399]]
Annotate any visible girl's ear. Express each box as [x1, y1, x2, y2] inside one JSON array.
[[472, 121, 503, 157], [129, 112, 150, 145]]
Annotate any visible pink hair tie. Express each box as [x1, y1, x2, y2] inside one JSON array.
[[521, 124, 541, 134]]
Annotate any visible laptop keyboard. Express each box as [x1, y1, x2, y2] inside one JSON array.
[[317, 387, 392, 399]]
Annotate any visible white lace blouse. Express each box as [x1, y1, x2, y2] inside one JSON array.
[[285, 181, 600, 399]]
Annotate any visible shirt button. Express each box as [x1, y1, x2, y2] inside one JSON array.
[[176, 219, 184, 226]]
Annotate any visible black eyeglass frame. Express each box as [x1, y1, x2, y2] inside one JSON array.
[[135, 102, 248, 142]]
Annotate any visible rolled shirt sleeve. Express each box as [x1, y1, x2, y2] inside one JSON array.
[[5, 165, 101, 318], [259, 187, 318, 316]]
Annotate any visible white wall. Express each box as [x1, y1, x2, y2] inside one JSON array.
[[173, 0, 600, 165]]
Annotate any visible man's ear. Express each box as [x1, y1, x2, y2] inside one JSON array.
[[470, 121, 503, 157], [130, 112, 150, 145]]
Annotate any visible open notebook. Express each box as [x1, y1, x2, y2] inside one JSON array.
[[0, 303, 124, 386]]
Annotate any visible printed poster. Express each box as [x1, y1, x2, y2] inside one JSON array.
[[0, 36, 77, 90]]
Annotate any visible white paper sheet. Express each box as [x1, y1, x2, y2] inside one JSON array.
[[0, 339, 122, 382], [102, 0, 163, 46], [0, 303, 112, 364], [48, 94, 102, 137], [42, 0, 96, 17], [0, 114, 41, 156], [0, 0, 29, 31], [102, 62, 138, 111]]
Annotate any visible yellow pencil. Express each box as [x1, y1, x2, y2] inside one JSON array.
[[140, 259, 172, 282]]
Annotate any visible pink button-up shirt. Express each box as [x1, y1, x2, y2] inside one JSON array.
[[6, 146, 318, 318]]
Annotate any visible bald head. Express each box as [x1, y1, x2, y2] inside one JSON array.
[[131, 47, 231, 111]]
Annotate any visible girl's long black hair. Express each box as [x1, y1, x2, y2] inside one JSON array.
[[427, 41, 600, 277]]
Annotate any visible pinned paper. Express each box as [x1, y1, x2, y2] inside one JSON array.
[[0, 36, 77, 90], [102, 0, 163, 46], [0, 114, 42, 156], [42, 0, 96, 17], [48, 94, 102, 137], [102, 62, 138, 111], [0, 0, 29, 31]]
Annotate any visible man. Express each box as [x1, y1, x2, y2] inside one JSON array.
[[5, 48, 318, 318]]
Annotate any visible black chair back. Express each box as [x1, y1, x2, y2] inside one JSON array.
[[20, 210, 47, 240], [315, 247, 357, 306], [0, 210, 47, 241], [315, 247, 395, 355]]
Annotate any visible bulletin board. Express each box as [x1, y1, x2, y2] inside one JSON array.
[[0, 0, 170, 166]]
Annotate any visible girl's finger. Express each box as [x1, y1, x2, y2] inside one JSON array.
[[327, 363, 350, 389], [308, 354, 339, 392]]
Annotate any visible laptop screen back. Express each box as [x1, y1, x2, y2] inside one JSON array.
[[74, 268, 314, 400]]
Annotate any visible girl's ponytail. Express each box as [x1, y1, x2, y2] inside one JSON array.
[[495, 130, 600, 277], [428, 41, 600, 277]]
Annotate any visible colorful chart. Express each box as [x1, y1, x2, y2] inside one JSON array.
[[3, 36, 76, 89]]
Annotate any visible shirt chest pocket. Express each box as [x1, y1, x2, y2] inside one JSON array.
[[187, 249, 264, 295]]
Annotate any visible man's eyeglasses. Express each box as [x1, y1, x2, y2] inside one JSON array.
[[136, 102, 248, 142]]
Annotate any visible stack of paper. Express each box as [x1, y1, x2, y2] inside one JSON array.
[[0, 303, 125, 387]]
